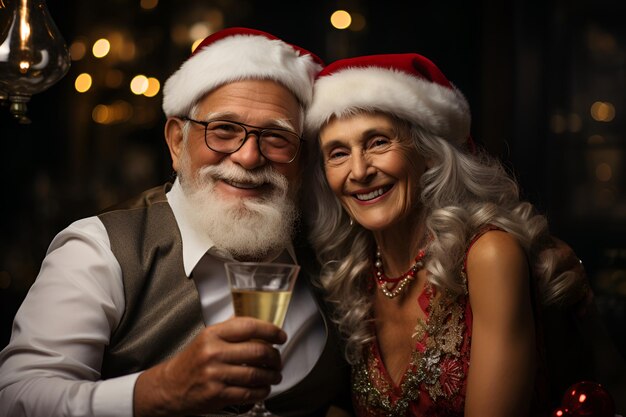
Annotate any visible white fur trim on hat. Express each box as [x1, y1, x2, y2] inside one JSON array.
[[306, 67, 471, 144], [162, 34, 322, 117]]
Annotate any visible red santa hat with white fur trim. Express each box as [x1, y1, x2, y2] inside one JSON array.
[[162, 27, 324, 117], [306, 53, 471, 144]]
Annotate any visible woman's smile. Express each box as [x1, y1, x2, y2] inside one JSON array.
[[352, 184, 394, 203]]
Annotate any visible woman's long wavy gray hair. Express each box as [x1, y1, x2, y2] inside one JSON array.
[[305, 111, 585, 364]]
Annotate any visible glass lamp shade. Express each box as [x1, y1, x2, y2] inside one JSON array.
[[0, 0, 71, 123]]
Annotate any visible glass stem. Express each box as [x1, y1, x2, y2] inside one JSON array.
[[249, 401, 269, 415]]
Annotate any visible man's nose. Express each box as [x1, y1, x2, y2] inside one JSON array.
[[228, 134, 266, 169]]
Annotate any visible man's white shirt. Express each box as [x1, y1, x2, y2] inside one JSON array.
[[0, 179, 325, 417]]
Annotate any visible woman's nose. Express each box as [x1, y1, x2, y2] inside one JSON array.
[[349, 151, 375, 182]]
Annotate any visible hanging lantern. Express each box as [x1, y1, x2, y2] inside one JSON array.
[[0, 0, 71, 123]]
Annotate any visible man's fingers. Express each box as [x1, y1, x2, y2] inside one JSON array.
[[218, 363, 283, 387], [218, 341, 283, 369], [214, 317, 287, 345], [217, 385, 272, 405], [195, 318, 284, 371]]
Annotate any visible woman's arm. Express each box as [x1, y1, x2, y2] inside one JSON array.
[[464, 230, 536, 417]]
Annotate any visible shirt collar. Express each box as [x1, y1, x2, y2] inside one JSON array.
[[166, 178, 297, 276]]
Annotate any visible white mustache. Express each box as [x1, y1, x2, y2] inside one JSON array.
[[197, 163, 289, 194]]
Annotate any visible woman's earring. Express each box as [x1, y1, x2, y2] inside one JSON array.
[[349, 217, 354, 226]]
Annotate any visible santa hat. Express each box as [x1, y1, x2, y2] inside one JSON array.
[[306, 53, 471, 144], [162, 27, 324, 117]]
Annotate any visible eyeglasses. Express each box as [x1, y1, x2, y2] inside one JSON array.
[[182, 117, 303, 164]]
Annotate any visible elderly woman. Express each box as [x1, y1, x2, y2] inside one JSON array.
[[304, 54, 586, 417]]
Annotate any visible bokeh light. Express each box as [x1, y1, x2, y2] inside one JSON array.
[[331, 10, 352, 29], [69, 38, 87, 61], [92, 101, 134, 124], [74, 73, 92, 93], [92, 104, 110, 124], [191, 38, 203, 53], [189, 22, 211, 41], [591, 101, 616, 122], [92, 38, 111, 58], [140, 0, 158, 10], [130, 75, 149, 95], [350, 12, 366, 31], [143, 77, 160, 97]]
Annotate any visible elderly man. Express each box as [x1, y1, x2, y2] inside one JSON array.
[[0, 27, 350, 417]]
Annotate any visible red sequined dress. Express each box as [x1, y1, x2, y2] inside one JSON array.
[[351, 282, 472, 417], [351, 229, 503, 416]]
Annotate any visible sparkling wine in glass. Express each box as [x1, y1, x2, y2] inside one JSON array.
[[224, 262, 300, 417]]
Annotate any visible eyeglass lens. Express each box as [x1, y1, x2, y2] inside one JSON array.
[[204, 120, 300, 163]]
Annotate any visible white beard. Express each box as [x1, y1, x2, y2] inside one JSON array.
[[177, 153, 299, 260]]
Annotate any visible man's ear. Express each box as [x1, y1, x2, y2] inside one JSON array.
[[165, 117, 185, 172]]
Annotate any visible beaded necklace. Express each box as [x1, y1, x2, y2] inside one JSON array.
[[374, 247, 427, 298]]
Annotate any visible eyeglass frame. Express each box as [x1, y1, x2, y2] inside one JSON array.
[[181, 117, 304, 164]]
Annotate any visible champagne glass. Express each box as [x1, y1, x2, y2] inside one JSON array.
[[224, 262, 301, 417]]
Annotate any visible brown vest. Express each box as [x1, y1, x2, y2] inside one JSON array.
[[98, 183, 351, 416]]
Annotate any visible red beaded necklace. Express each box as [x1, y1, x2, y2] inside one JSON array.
[[374, 247, 427, 298]]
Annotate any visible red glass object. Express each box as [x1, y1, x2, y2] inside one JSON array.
[[551, 407, 573, 416], [561, 381, 615, 417]]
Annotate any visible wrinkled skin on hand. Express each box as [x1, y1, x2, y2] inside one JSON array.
[[133, 316, 287, 417]]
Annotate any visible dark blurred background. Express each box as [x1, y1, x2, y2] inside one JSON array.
[[1, 0, 625, 403]]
